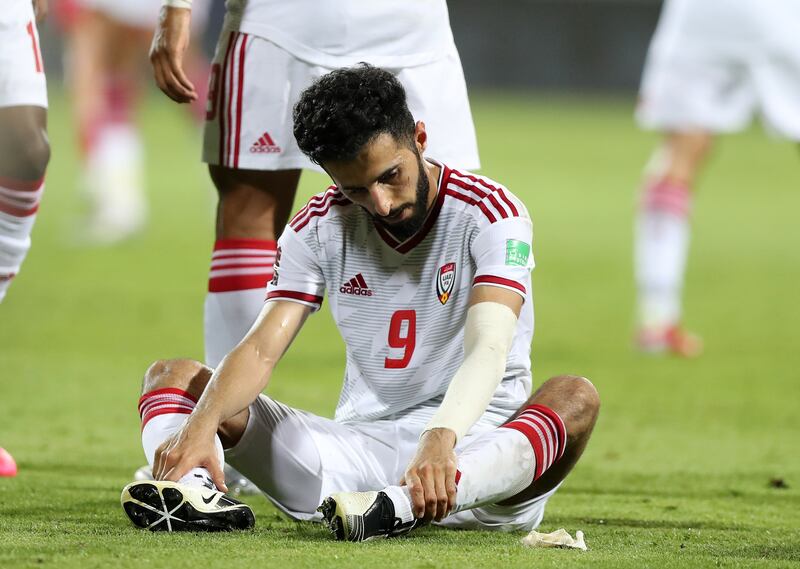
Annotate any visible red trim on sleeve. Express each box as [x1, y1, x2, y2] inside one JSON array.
[[266, 290, 323, 306], [473, 275, 526, 295]]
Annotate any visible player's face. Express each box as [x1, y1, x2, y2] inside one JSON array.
[[325, 126, 437, 241]]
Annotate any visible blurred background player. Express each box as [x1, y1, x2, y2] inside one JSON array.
[[54, 0, 210, 244], [633, 0, 800, 357], [0, 0, 51, 475], [149, 0, 480, 368]]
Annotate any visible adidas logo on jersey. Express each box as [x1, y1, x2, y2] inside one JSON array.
[[340, 273, 373, 296], [250, 131, 282, 154]]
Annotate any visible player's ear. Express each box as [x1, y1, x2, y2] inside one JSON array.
[[414, 121, 428, 153]]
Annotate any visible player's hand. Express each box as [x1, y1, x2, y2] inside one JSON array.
[[149, 6, 198, 103], [152, 417, 228, 492], [32, 0, 48, 21], [400, 428, 458, 522]]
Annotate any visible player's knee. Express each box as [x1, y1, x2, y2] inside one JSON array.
[[23, 134, 50, 178], [538, 375, 600, 435], [7, 129, 50, 180], [141, 358, 212, 400]]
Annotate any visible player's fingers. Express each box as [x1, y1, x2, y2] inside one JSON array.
[[420, 467, 438, 521], [205, 458, 228, 493], [167, 53, 198, 102], [405, 472, 425, 519], [445, 464, 458, 516], [153, 57, 188, 103], [153, 445, 168, 479], [161, 57, 195, 102], [433, 468, 448, 521], [151, 57, 172, 100]]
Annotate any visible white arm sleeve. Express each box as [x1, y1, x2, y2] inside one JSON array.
[[424, 301, 518, 442]]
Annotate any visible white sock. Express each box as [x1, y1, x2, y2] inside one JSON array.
[[0, 176, 45, 303], [454, 404, 566, 514], [383, 405, 567, 519], [84, 123, 147, 239], [635, 179, 692, 330], [138, 388, 224, 489], [204, 239, 277, 367]]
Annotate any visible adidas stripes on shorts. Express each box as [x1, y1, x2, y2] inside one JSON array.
[[201, 15, 480, 172], [224, 394, 557, 531]]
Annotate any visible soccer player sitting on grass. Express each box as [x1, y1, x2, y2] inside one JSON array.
[[121, 64, 600, 540]]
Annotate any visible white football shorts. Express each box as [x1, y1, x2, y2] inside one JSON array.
[[637, 0, 800, 140], [0, 5, 47, 109], [202, 18, 480, 172], [74, 0, 210, 31], [225, 393, 556, 532]]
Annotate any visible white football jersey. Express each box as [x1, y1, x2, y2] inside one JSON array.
[[225, 0, 456, 68], [266, 161, 535, 423]]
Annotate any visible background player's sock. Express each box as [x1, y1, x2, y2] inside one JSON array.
[[452, 404, 566, 513], [139, 388, 224, 489], [83, 122, 147, 244], [634, 178, 692, 334], [204, 239, 277, 367], [0, 176, 45, 303]]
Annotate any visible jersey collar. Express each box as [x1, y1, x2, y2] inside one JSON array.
[[374, 158, 450, 254]]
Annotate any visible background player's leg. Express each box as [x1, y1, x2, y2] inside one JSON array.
[[137, 358, 249, 489], [65, 11, 149, 244], [634, 130, 711, 357], [204, 166, 300, 367], [0, 106, 49, 302], [453, 375, 599, 513]]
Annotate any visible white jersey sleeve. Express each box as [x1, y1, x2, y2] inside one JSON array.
[[265, 225, 325, 311], [471, 217, 534, 302]]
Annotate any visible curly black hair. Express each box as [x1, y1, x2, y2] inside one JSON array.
[[293, 64, 416, 165]]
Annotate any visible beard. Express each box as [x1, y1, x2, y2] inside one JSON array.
[[373, 154, 431, 242]]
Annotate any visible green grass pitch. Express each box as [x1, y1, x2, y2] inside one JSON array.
[[1, 90, 799, 568]]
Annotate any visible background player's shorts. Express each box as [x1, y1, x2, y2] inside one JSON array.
[[0, 5, 47, 109], [226, 388, 553, 532], [202, 18, 480, 172], [73, 0, 210, 31], [636, 0, 800, 140]]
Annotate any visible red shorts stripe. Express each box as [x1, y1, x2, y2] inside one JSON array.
[[232, 34, 247, 168], [218, 31, 236, 166]]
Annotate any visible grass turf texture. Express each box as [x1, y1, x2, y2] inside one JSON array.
[[1, 90, 799, 568]]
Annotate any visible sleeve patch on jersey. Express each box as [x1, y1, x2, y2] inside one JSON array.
[[505, 239, 531, 267]]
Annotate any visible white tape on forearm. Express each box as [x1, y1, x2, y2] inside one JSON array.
[[424, 301, 518, 442], [164, 0, 192, 9]]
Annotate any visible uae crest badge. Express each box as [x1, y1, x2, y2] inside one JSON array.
[[436, 262, 456, 305]]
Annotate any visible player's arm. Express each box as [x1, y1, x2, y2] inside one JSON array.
[[401, 287, 521, 521], [149, 1, 197, 103], [154, 299, 312, 488], [195, 298, 312, 424]]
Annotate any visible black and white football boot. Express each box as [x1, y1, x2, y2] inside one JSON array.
[[121, 480, 255, 532], [318, 487, 420, 542]]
